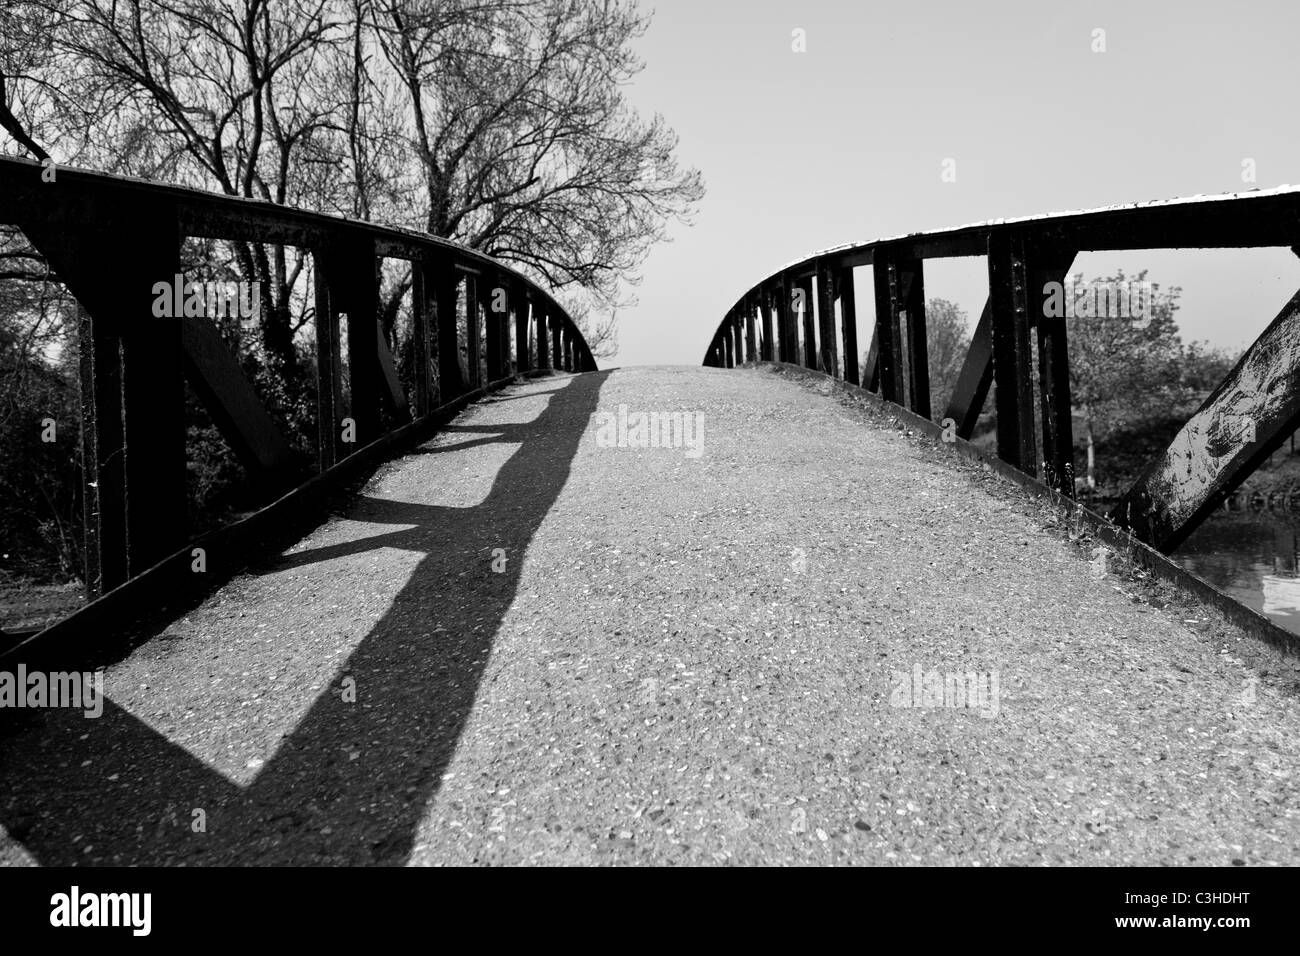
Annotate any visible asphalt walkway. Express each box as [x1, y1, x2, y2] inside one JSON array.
[[2, 366, 1298, 865]]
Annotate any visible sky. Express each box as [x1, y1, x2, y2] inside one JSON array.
[[606, 0, 1300, 368]]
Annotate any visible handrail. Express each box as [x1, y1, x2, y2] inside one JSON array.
[[704, 186, 1300, 554], [0, 155, 597, 606]]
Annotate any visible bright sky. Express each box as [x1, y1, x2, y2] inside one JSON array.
[[609, 0, 1300, 368]]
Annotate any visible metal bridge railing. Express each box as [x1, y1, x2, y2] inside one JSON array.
[[703, 187, 1300, 555], [0, 156, 596, 652]]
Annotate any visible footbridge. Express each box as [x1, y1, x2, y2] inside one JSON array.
[[2, 159, 1300, 865]]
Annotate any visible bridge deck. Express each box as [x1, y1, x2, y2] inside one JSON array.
[[3, 366, 1299, 865]]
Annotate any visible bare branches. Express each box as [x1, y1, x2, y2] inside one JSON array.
[[0, 0, 702, 363], [379, 0, 703, 311], [0, 72, 50, 160]]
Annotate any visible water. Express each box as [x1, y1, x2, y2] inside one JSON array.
[[1175, 508, 1300, 636]]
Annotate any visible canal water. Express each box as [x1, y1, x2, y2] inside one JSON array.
[[1175, 508, 1300, 636]]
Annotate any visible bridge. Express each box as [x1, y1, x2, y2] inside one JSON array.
[[3, 158, 1300, 865]]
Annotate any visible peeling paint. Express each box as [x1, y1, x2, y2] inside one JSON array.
[[1123, 289, 1300, 544]]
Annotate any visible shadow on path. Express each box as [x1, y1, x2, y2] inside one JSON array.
[[0, 371, 610, 865]]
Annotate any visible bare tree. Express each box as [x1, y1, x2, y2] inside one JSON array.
[[9, 0, 352, 387], [372, 0, 702, 354], [2, 0, 700, 367]]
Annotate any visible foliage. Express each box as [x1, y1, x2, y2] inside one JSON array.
[[857, 283, 1242, 496], [0, 257, 82, 582], [919, 297, 969, 416]]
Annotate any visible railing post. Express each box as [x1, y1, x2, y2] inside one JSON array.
[[789, 275, 802, 364], [513, 283, 530, 374], [839, 265, 860, 386], [319, 234, 382, 450], [484, 269, 503, 381], [428, 253, 463, 403], [411, 257, 433, 416], [502, 285, 514, 374], [761, 286, 775, 361], [464, 271, 482, 389], [872, 250, 924, 407], [777, 275, 793, 363], [987, 231, 1037, 474], [816, 261, 839, 377], [313, 251, 342, 468], [903, 259, 930, 419], [1032, 248, 1079, 494], [795, 275, 817, 369], [872, 255, 902, 402], [744, 296, 758, 362], [873, 256, 904, 403], [121, 211, 187, 578], [76, 301, 126, 594], [535, 302, 550, 370]]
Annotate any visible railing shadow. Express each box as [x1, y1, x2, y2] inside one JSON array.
[[0, 370, 610, 865]]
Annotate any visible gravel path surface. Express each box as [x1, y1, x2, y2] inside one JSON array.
[[3, 365, 1299, 866]]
